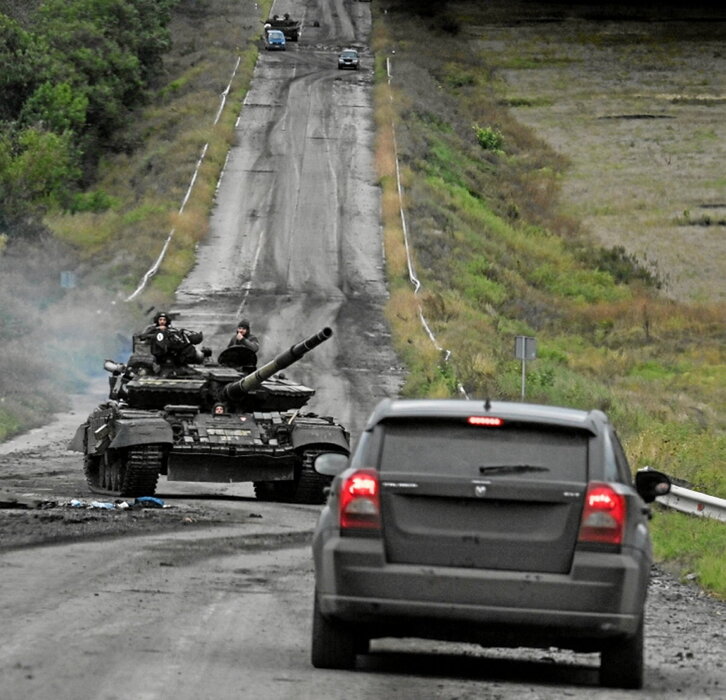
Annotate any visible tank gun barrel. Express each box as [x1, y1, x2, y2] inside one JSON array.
[[223, 327, 333, 401]]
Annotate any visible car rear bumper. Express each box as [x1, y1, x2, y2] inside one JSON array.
[[315, 536, 649, 646], [318, 592, 641, 649]]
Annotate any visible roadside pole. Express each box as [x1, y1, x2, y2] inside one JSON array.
[[515, 335, 536, 400]]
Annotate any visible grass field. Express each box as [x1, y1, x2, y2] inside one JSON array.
[[482, 2, 726, 304]]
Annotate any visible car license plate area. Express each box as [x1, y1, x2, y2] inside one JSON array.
[[381, 493, 580, 573]]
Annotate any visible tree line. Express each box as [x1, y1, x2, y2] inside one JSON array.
[[0, 0, 176, 235]]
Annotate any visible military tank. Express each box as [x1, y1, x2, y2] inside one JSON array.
[[264, 13, 301, 41], [69, 327, 350, 504]]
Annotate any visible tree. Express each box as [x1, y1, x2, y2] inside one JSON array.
[[19, 81, 89, 133], [6, 127, 81, 213], [0, 15, 46, 120]]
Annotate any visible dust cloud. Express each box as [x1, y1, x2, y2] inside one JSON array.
[[0, 234, 137, 438]]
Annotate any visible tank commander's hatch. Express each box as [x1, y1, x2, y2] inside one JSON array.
[[218, 345, 257, 373]]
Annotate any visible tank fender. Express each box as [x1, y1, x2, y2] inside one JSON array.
[[290, 423, 350, 454], [68, 423, 89, 452], [109, 418, 174, 450]]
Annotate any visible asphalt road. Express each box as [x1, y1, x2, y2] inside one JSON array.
[[1, 1, 724, 698]]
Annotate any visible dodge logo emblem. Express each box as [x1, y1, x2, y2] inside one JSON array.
[[474, 485, 487, 497]]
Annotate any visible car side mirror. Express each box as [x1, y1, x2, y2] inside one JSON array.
[[315, 452, 349, 477], [635, 467, 672, 503]]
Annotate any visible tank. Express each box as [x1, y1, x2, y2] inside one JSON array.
[[69, 327, 350, 504], [264, 14, 301, 41]]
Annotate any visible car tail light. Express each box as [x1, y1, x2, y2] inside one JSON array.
[[468, 416, 504, 427], [578, 482, 626, 545], [340, 469, 381, 531]]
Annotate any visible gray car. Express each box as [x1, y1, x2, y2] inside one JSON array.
[[338, 48, 360, 70], [311, 398, 671, 689]]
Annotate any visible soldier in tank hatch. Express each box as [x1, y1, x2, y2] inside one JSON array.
[[141, 310, 209, 367], [227, 319, 260, 354]]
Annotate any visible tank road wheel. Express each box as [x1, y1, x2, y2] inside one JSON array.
[[84, 452, 115, 494], [84, 445, 162, 498], [291, 451, 335, 505]]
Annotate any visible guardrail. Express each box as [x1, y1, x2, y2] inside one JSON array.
[[657, 483, 726, 523]]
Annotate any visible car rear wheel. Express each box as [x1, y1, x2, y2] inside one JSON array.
[[311, 592, 358, 669], [599, 617, 644, 689]]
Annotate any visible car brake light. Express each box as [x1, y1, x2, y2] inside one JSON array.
[[468, 416, 504, 427], [578, 482, 626, 545], [340, 469, 381, 530]]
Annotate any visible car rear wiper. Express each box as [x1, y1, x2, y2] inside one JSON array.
[[478, 464, 550, 474]]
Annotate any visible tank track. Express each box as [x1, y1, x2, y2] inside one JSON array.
[[292, 450, 334, 505], [252, 450, 334, 505], [123, 445, 162, 497], [84, 445, 162, 498]]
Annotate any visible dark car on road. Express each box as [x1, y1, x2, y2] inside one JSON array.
[[338, 48, 360, 70], [311, 398, 671, 689], [264, 29, 286, 51]]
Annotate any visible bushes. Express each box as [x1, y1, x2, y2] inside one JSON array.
[[473, 124, 504, 152]]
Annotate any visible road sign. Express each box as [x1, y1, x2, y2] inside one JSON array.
[[60, 271, 76, 289], [515, 335, 536, 360]]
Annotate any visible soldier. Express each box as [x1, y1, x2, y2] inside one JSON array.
[[227, 319, 260, 354], [140, 310, 172, 338], [141, 311, 208, 367]]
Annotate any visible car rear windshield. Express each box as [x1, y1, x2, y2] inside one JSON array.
[[379, 419, 589, 481]]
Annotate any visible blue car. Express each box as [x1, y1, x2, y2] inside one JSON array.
[[264, 29, 286, 51]]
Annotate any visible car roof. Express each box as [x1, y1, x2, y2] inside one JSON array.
[[364, 398, 606, 435], [268, 30, 285, 37]]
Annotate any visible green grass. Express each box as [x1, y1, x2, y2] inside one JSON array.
[[651, 509, 726, 597], [0, 407, 21, 442]]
